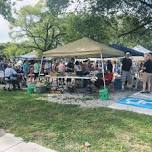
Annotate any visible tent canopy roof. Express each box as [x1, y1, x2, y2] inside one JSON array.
[[111, 44, 144, 56], [133, 45, 151, 54], [43, 37, 124, 58], [20, 51, 38, 59]]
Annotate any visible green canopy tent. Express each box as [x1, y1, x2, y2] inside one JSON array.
[[42, 37, 124, 88], [44, 37, 123, 58]]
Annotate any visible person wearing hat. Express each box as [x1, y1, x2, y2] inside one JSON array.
[[121, 52, 133, 90]]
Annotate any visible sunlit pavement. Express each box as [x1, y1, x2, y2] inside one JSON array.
[[0, 130, 56, 152]]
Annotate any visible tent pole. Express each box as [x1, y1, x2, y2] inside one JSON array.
[[101, 52, 106, 88], [39, 56, 44, 78]]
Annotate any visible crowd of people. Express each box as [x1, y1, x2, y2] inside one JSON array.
[[0, 52, 152, 93], [0, 59, 41, 90], [0, 57, 117, 90], [121, 52, 152, 93]]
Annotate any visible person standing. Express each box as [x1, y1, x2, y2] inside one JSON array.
[[58, 61, 66, 74], [22, 60, 29, 79], [44, 61, 51, 75], [148, 53, 152, 92], [0, 59, 5, 82], [141, 54, 152, 93], [121, 52, 132, 91], [0, 58, 5, 71], [66, 58, 75, 73], [150, 53, 152, 92], [74, 61, 82, 76], [29, 64, 34, 83], [66, 58, 75, 86], [107, 60, 113, 73], [58, 61, 66, 85], [34, 61, 40, 80]]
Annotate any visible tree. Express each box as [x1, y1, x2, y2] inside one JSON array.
[[10, 2, 66, 52], [61, 0, 151, 49], [0, 0, 14, 20], [7, 0, 152, 52], [46, 0, 70, 15], [87, 0, 152, 37], [63, 12, 152, 49], [0, 43, 7, 56], [64, 13, 112, 43], [3, 42, 31, 57]]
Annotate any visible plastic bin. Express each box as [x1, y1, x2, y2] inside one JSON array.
[[27, 84, 35, 94], [99, 88, 109, 100]]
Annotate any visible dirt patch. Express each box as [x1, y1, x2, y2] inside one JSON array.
[[38, 91, 135, 108]]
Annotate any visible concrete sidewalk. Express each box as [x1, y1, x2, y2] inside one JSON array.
[[109, 103, 152, 116], [0, 130, 56, 152]]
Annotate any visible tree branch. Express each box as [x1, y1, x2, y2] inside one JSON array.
[[119, 18, 152, 37], [44, 21, 54, 51], [23, 28, 45, 51], [26, 45, 45, 51], [138, 0, 152, 9]]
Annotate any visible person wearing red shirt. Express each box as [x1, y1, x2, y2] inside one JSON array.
[[105, 71, 113, 85]]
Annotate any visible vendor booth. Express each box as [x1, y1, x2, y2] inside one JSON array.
[[44, 37, 123, 58], [41, 37, 124, 95]]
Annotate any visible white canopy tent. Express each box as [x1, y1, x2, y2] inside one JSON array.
[[20, 51, 38, 59], [133, 45, 151, 54], [43, 37, 124, 88]]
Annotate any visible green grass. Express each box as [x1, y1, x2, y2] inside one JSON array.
[[0, 91, 152, 152]]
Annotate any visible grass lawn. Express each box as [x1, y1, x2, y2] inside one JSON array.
[[0, 91, 152, 152]]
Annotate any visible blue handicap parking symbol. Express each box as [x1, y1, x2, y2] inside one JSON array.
[[118, 97, 152, 109]]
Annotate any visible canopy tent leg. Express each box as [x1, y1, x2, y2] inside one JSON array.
[[101, 52, 106, 88]]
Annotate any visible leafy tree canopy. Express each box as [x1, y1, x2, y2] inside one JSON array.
[[86, 0, 152, 36], [46, 0, 70, 15], [0, 0, 12, 20], [0, 0, 20, 20], [5, 0, 152, 54], [3, 42, 31, 57], [10, 1, 66, 52]]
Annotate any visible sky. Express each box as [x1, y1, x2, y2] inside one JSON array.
[[0, 0, 39, 43]]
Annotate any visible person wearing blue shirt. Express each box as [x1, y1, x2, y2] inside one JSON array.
[[22, 60, 29, 78]]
